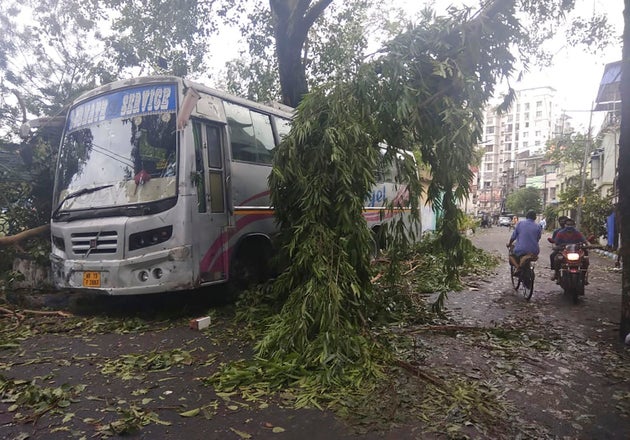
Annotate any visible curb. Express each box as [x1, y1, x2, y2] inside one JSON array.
[[593, 249, 621, 266]]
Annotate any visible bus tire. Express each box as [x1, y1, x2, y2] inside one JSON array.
[[229, 236, 273, 290], [371, 226, 387, 260]]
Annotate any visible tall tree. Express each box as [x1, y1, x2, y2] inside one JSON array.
[[619, 0, 630, 340], [269, 0, 333, 106], [224, 0, 381, 103], [506, 187, 542, 214]]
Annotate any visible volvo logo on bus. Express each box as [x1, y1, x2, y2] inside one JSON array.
[[85, 233, 101, 258]]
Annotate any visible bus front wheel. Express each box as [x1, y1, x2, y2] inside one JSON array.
[[229, 238, 273, 290]]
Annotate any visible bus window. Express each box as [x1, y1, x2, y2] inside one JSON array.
[[205, 125, 225, 213], [224, 101, 275, 165], [274, 117, 291, 143], [208, 172, 224, 213], [192, 122, 207, 213], [225, 102, 256, 162], [250, 111, 275, 164], [206, 125, 222, 168]]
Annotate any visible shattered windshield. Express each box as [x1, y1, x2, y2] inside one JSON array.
[[53, 84, 178, 215]]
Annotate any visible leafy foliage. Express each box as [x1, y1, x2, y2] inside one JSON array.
[[100, 349, 194, 380], [546, 131, 595, 170], [254, 3, 520, 388], [506, 187, 542, 215], [557, 180, 614, 239], [0, 375, 86, 423]]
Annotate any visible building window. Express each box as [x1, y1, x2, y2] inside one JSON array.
[[525, 103, 530, 110], [505, 142, 511, 151], [536, 110, 542, 118], [524, 112, 529, 120], [535, 130, 541, 137], [523, 141, 528, 148], [536, 100, 542, 107], [486, 126, 494, 134], [485, 145, 493, 152], [486, 163, 493, 171]]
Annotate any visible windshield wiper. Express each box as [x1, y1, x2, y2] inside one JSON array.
[[52, 184, 114, 219]]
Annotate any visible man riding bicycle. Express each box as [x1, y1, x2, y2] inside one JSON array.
[[506, 210, 541, 275]]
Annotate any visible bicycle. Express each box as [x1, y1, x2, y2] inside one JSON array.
[[508, 248, 537, 301]]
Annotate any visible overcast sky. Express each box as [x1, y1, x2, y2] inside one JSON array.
[[400, 0, 623, 132]]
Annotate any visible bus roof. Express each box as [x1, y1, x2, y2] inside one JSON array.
[[71, 76, 295, 119]]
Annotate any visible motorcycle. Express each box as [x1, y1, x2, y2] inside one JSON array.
[[553, 242, 590, 304]]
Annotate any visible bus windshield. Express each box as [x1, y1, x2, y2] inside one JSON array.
[[53, 84, 178, 218]]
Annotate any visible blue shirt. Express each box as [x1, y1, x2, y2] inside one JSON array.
[[510, 218, 541, 256]]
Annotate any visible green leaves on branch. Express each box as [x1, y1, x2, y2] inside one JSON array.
[[240, 2, 523, 390]]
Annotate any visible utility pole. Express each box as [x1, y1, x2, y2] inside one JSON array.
[[576, 104, 594, 229], [619, 0, 630, 340]]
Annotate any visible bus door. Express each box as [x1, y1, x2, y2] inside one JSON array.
[[191, 120, 231, 284]]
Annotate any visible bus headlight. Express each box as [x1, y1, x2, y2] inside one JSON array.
[[129, 226, 173, 251], [138, 270, 149, 282], [52, 235, 66, 252]]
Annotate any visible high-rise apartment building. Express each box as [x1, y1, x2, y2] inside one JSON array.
[[475, 86, 568, 215]]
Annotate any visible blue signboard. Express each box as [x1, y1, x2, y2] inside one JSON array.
[[67, 83, 177, 132]]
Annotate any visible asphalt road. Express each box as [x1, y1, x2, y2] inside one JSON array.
[[1, 226, 628, 439]]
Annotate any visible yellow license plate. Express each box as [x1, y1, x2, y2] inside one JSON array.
[[83, 271, 101, 287]]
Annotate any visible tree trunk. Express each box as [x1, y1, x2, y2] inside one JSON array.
[[619, 0, 630, 340], [269, 0, 333, 107]]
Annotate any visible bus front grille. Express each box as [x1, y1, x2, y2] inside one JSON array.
[[71, 231, 118, 255]]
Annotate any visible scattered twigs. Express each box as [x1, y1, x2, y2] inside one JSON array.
[[404, 325, 490, 335], [370, 273, 383, 283], [394, 359, 444, 388], [0, 306, 72, 330], [403, 263, 421, 276], [0, 305, 25, 321]]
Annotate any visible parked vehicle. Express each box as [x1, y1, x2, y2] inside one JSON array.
[[498, 214, 513, 227], [46, 76, 418, 296], [553, 243, 590, 304]]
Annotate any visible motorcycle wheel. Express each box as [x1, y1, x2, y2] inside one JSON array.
[[572, 287, 579, 304]]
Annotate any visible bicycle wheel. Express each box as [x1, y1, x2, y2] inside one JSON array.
[[510, 264, 520, 290], [520, 264, 534, 301]]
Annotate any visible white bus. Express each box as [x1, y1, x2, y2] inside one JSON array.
[[50, 76, 416, 295]]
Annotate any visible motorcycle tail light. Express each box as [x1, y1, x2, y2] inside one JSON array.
[[566, 252, 580, 261]]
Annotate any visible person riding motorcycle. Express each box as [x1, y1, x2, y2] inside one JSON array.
[[550, 218, 588, 281], [506, 210, 541, 275], [549, 215, 569, 278]]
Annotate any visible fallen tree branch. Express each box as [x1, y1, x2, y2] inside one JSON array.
[[0, 224, 50, 248], [0, 306, 25, 321], [0, 306, 72, 319], [22, 309, 73, 318]]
